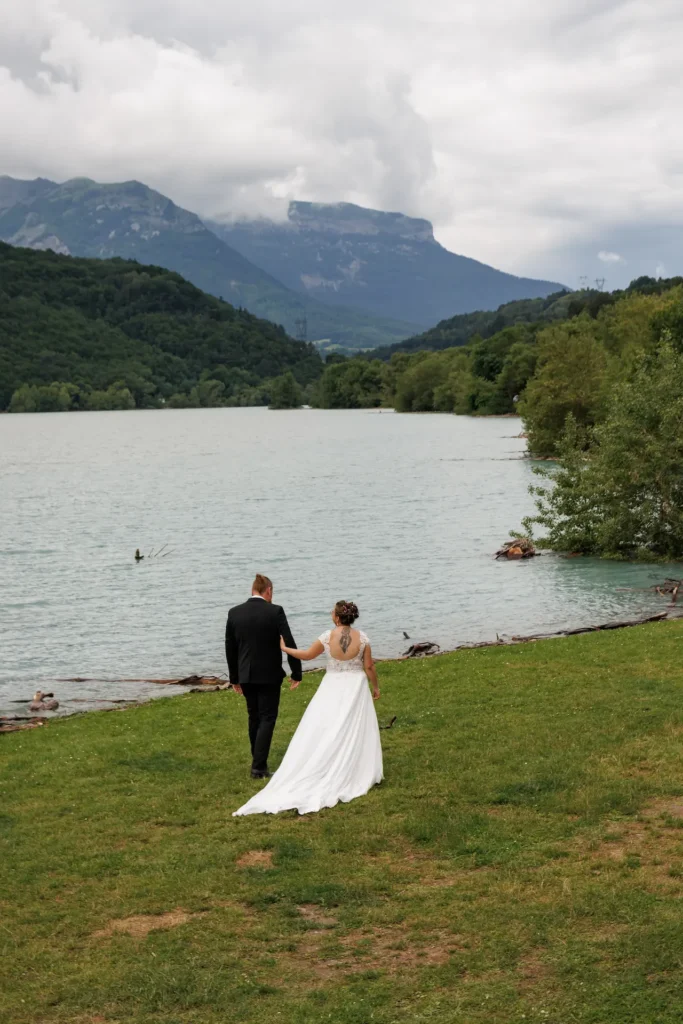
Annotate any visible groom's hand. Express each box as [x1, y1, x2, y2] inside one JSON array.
[[232, 683, 243, 696], [290, 678, 302, 691]]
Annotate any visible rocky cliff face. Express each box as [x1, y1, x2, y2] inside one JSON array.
[[288, 201, 435, 242], [211, 201, 566, 328]]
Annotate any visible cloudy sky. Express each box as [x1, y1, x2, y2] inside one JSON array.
[[1, 0, 681, 288]]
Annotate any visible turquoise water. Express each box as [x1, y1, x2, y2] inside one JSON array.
[[1, 408, 677, 717]]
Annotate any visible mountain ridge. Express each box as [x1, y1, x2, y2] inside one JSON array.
[[209, 200, 567, 328], [0, 177, 418, 351]]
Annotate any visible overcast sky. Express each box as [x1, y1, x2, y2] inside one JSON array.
[[1, 0, 681, 288]]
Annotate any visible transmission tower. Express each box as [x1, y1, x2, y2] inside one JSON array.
[[578, 275, 589, 290], [594, 277, 606, 292], [294, 316, 308, 343]]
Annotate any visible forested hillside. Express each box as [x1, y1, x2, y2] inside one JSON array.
[[372, 290, 575, 358], [0, 244, 322, 411]]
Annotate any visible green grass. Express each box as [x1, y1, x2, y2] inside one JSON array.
[[2, 621, 683, 1022]]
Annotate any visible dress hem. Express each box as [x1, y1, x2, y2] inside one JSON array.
[[232, 775, 384, 818]]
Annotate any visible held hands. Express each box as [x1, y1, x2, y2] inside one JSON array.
[[281, 635, 301, 691]]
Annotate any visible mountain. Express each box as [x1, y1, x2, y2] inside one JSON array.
[[0, 177, 417, 351], [0, 242, 322, 411], [208, 201, 567, 329]]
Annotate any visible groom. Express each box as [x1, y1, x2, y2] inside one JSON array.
[[225, 574, 302, 778]]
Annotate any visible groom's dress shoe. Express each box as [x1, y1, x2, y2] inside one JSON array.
[[251, 769, 271, 779]]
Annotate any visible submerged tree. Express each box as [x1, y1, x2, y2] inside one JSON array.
[[523, 341, 683, 559]]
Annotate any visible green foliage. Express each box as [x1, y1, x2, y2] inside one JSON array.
[[374, 289, 574, 358], [312, 326, 542, 416], [394, 352, 452, 412], [0, 243, 323, 412], [312, 358, 386, 408], [524, 343, 683, 558], [518, 318, 614, 456], [269, 371, 303, 409]]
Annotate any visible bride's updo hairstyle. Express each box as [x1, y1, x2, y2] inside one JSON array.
[[335, 600, 359, 626]]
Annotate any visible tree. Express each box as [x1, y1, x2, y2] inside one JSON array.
[[188, 379, 226, 407], [313, 359, 386, 409], [523, 342, 683, 558], [269, 371, 303, 409], [394, 353, 451, 412], [518, 318, 612, 456]]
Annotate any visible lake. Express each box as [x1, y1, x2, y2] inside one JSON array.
[[1, 408, 677, 718]]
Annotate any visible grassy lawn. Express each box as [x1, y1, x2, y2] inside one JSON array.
[[2, 621, 683, 1023]]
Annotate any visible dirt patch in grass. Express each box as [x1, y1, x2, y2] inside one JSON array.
[[236, 849, 274, 869], [517, 949, 552, 991], [364, 842, 491, 892], [578, 798, 683, 887], [297, 904, 338, 929], [293, 922, 460, 980], [590, 923, 630, 942], [648, 797, 683, 820], [93, 909, 204, 939]]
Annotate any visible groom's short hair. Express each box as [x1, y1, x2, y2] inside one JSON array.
[[252, 573, 273, 595]]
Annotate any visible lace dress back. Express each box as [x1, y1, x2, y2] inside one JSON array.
[[319, 629, 369, 673]]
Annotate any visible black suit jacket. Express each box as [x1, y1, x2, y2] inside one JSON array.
[[225, 597, 302, 687]]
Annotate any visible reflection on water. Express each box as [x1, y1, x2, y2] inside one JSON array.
[[1, 408, 678, 717]]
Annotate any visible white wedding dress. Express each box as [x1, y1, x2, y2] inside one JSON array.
[[233, 630, 383, 816]]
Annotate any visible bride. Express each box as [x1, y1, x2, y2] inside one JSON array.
[[233, 601, 383, 817]]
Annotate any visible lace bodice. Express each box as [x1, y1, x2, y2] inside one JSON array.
[[319, 630, 369, 673]]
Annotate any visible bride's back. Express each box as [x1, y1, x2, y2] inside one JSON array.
[[328, 626, 362, 662]]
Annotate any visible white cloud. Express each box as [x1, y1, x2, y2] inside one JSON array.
[[598, 251, 625, 264], [0, 0, 682, 287]]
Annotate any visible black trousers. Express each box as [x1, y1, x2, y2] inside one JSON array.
[[241, 683, 282, 773]]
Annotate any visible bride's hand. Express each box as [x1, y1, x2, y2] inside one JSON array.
[[372, 687, 380, 701], [280, 635, 289, 652]]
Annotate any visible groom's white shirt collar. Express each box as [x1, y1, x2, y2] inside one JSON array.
[[251, 594, 265, 599]]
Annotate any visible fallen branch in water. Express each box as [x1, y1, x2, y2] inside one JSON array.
[[55, 674, 229, 687]]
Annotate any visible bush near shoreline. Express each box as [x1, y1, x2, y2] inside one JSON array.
[[2, 619, 683, 1023]]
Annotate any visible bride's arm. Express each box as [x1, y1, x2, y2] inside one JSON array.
[[280, 637, 325, 661], [363, 644, 380, 700]]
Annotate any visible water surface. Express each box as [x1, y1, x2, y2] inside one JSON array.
[[1, 409, 676, 717]]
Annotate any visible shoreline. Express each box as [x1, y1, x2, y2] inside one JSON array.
[[2, 608, 678, 734]]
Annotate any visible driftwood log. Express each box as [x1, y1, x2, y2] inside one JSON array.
[[55, 674, 229, 687], [0, 717, 46, 734], [403, 641, 441, 658], [494, 536, 537, 560]]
